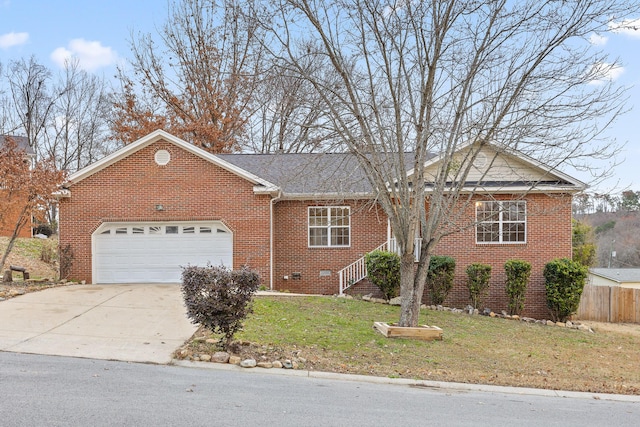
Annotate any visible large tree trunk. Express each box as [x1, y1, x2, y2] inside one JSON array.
[[398, 252, 422, 327], [398, 235, 434, 327]]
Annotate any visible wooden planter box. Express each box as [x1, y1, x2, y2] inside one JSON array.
[[374, 322, 443, 341]]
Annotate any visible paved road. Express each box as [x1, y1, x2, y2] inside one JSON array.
[[1, 352, 638, 426]]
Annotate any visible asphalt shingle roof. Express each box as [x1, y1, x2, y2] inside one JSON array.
[[0, 135, 34, 155], [217, 152, 422, 195], [590, 268, 640, 283]]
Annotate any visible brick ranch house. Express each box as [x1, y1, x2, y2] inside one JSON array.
[[58, 130, 585, 318], [0, 135, 36, 238]]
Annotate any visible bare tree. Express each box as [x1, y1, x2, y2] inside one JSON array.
[[43, 59, 114, 173], [245, 57, 340, 153], [113, 0, 266, 153], [6, 56, 60, 160], [264, 0, 638, 326]]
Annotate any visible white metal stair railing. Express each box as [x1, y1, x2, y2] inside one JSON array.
[[338, 238, 422, 295], [388, 238, 422, 262], [338, 241, 388, 295]]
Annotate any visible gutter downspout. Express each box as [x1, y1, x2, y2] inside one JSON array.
[[270, 190, 283, 291]]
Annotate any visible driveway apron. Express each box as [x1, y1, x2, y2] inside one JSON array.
[[0, 284, 197, 364]]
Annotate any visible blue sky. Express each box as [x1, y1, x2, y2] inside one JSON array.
[[1, 0, 639, 192]]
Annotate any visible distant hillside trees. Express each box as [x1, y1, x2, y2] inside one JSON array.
[[618, 191, 640, 212], [572, 220, 596, 267], [573, 191, 640, 215], [574, 192, 640, 268], [580, 210, 640, 268]]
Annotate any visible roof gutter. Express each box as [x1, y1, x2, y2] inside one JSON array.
[[280, 191, 375, 200]]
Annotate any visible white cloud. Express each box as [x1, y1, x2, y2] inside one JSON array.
[[588, 62, 624, 85], [0, 31, 29, 49], [589, 33, 608, 46], [609, 18, 640, 38], [50, 39, 118, 71]]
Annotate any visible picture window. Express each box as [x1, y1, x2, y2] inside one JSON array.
[[308, 207, 350, 247], [476, 201, 526, 244]]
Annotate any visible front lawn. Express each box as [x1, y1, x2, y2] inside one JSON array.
[[179, 296, 640, 395]]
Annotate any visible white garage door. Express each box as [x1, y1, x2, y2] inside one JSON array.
[[93, 222, 233, 284]]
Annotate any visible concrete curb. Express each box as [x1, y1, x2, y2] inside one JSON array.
[[171, 359, 640, 403]]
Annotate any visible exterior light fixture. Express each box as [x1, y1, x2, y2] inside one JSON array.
[[155, 204, 164, 211]]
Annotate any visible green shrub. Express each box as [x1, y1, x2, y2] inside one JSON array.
[[181, 265, 260, 349], [594, 220, 615, 235], [426, 255, 456, 305], [34, 223, 54, 237], [504, 259, 531, 316], [365, 250, 400, 301], [466, 263, 492, 309], [572, 219, 596, 267], [544, 258, 588, 322]]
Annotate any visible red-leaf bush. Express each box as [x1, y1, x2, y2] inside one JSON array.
[[181, 265, 260, 349]]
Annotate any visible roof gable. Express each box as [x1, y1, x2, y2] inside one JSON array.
[[419, 142, 586, 193], [66, 130, 278, 193]]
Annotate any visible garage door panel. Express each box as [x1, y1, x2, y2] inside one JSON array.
[[94, 222, 233, 284]]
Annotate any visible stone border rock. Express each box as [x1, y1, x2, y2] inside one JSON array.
[[341, 293, 594, 333], [176, 339, 308, 370]]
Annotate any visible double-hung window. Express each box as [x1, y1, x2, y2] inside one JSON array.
[[476, 201, 526, 243], [308, 207, 350, 247]]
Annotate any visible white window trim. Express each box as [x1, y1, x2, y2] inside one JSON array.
[[475, 200, 527, 244], [308, 206, 351, 248]]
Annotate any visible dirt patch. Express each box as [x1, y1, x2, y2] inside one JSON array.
[[587, 321, 640, 337], [0, 281, 70, 300]]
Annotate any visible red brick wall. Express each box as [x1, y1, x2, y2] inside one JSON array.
[[425, 193, 573, 318], [272, 199, 388, 294], [59, 138, 573, 319], [0, 189, 32, 238], [344, 194, 573, 319], [58, 139, 272, 284]]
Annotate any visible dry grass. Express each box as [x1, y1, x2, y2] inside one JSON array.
[[0, 237, 58, 280], [180, 296, 640, 395]]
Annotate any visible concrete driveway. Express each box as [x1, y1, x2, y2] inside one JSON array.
[[0, 284, 197, 364]]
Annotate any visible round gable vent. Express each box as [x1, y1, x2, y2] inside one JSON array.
[[154, 149, 171, 166], [474, 152, 487, 169]]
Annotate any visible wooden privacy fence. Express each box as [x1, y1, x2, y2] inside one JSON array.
[[577, 284, 640, 323]]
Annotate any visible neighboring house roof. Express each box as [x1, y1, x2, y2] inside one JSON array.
[[589, 268, 640, 285], [0, 135, 34, 156]]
